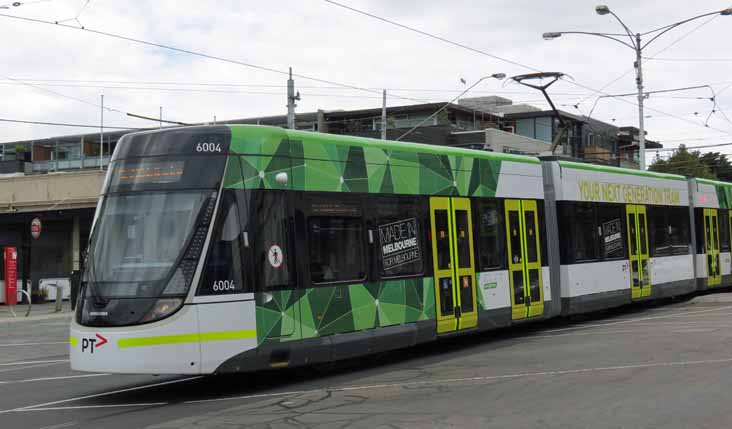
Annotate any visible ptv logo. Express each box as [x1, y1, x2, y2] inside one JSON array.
[[81, 334, 108, 354]]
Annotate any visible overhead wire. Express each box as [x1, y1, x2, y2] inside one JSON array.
[[0, 11, 431, 105], [0, 117, 135, 129], [320, 1, 732, 140]]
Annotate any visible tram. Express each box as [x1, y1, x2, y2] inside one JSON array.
[[69, 125, 728, 374]]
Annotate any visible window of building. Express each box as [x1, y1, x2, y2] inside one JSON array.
[[535, 117, 552, 143], [474, 199, 505, 270], [253, 191, 291, 290], [198, 190, 248, 295], [372, 197, 425, 278], [307, 196, 365, 284], [648, 207, 670, 257], [598, 204, 625, 259], [516, 118, 535, 139]]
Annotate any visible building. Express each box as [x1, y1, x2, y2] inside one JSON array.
[[458, 95, 662, 168], [0, 97, 655, 301]]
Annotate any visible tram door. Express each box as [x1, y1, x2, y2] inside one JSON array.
[[429, 197, 478, 334], [626, 205, 651, 299], [504, 200, 544, 320], [703, 208, 721, 286]]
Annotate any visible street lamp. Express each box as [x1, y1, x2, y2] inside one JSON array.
[[543, 5, 731, 170], [396, 73, 505, 141]]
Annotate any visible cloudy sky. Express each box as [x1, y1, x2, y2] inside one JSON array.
[[2, 0, 731, 164]]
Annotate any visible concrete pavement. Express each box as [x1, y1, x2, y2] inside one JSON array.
[[1, 294, 732, 428]]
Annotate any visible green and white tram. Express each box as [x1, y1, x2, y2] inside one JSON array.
[[689, 178, 732, 289], [69, 125, 724, 375]]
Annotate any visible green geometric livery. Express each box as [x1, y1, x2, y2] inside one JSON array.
[[225, 125, 528, 344]]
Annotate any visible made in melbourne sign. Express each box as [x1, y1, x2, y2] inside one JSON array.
[[602, 219, 623, 255], [379, 218, 421, 271]]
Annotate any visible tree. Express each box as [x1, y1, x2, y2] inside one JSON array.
[[699, 152, 732, 181], [648, 145, 716, 179]]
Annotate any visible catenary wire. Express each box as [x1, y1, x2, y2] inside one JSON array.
[[0, 12, 430, 105], [0, 117, 136, 129]]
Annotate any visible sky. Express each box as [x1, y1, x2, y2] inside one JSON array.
[[1, 0, 732, 165]]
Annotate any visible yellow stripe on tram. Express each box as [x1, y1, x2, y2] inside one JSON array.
[[117, 330, 256, 349]]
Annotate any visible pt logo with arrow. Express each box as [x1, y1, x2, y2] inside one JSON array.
[[81, 334, 108, 354]]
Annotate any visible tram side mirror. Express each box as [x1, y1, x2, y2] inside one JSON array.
[[275, 172, 288, 185]]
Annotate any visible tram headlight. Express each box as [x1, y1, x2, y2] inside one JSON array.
[[141, 298, 183, 323]]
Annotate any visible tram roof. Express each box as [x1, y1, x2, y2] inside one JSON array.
[[696, 177, 732, 188], [276, 126, 541, 165], [558, 160, 687, 181]]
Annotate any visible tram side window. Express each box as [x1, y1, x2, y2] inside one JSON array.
[[648, 207, 670, 257], [695, 208, 706, 254], [254, 192, 291, 290], [373, 197, 425, 278], [559, 203, 599, 263], [597, 204, 625, 260], [307, 197, 366, 284], [719, 210, 730, 252], [199, 191, 248, 295], [669, 207, 691, 255], [473, 199, 505, 270]]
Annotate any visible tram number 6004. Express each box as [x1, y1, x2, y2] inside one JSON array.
[[196, 142, 222, 153], [212, 280, 236, 292]]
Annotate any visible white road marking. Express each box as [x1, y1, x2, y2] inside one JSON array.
[[28, 403, 168, 411], [39, 421, 77, 429], [0, 362, 66, 374], [0, 342, 67, 347], [0, 376, 203, 415], [0, 373, 110, 385], [0, 360, 69, 367], [531, 329, 639, 338], [543, 304, 732, 333], [184, 357, 732, 405]]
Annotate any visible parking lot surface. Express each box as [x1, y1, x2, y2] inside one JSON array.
[[2, 294, 732, 428]]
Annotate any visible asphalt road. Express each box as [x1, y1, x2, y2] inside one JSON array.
[[3, 294, 732, 429]]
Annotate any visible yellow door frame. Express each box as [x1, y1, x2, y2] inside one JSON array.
[[626, 204, 651, 299], [429, 197, 478, 334], [450, 198, 478, 330], [522, 200, 545, 317], [704, 208, 722, 286], [505, 199, 544, 320]]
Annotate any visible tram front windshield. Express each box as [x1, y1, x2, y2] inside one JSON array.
[[78, 136, 228, 326], [88, 191, 208, 297]]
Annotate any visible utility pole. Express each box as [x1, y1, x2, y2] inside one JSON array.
[[159, 106, 163, 129], [100, 94, 104, 171], [287, 67, 300, 129], [381, 90, 387, 140], [634, 32, 646, 170]]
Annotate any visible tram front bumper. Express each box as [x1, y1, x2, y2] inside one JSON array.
[[69, 305, 202, 374]]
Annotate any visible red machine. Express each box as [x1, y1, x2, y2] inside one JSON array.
[[4, 246, 18, 306]]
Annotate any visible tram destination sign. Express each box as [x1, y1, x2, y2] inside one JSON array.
[[379, 218, 421, 271]]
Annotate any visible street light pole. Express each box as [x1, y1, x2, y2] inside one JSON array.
[[543, 5, 732, 170]]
